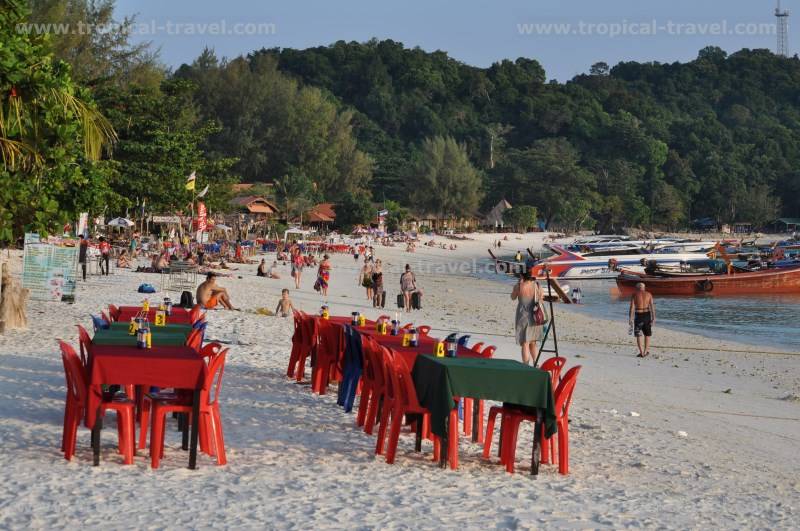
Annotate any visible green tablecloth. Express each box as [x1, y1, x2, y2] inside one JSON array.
[[108, 322, 193, 334], [411, 355, 557, 439], [92, 328, 189, 346]]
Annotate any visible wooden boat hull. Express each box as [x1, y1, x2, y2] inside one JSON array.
[[615, 266, 800, 296]]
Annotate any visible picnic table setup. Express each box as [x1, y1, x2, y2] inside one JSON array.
[[58, 301, 230, 470], [288, 309, 581, 476]]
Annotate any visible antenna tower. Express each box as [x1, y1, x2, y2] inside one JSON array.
[[776, 0, 790, 57]]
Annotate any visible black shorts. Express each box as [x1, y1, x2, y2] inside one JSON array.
[[634, 312, 652, 337]]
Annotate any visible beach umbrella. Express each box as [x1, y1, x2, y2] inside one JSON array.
[[107, 217, 135, 227], [214, 224, 232, 231]]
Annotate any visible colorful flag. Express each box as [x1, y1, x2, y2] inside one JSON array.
[[185, 171, 196, 191], [196, 184, 209, 198], [196, 201, 207, 232]]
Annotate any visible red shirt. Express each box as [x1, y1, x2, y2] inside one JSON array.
[[99, 241, 110, 254]]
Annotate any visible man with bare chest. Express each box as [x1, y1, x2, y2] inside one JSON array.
[[629, 282, 655, 357]]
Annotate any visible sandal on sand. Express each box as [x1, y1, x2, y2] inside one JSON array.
[[636, 353, 644, 358]]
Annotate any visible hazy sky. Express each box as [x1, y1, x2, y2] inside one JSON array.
[[115, 0, 789, 80]]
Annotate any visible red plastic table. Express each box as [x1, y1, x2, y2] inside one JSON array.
[[116, 306, 193, 325], [87, 344, 207, 468]]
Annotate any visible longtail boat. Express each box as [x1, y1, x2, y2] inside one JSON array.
[[615, 265, 800, 296]]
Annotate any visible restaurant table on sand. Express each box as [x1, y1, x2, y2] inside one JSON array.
[[58, 301, 580, 476]]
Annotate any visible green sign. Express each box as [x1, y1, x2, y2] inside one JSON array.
[[22, 233, 79, 303]]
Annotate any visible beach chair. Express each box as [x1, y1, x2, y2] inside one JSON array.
[[461, 343, 496, 441], [312, 319, 344, 395], [497, 366, 581, 475], [108, 304, 120, 321], [360, 339, 387, 435], [58, 340, 135, 464], [375, 348, 445, 465], [147, 352, 228, 468]]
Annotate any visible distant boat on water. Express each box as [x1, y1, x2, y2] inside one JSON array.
[[615, 265, 800, 295]]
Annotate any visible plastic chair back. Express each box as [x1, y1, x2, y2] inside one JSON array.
[[539, 356, 567, 387], [480, 345, 496, 359], [418, 325, 431, 335], [76, 325, 92, 370], [380, 348, 399, 404], [189, 304, 202, 324], [91, 315, 108, 332], [108, 304, 120, 321], [59, 341, 87, 407], [199, 342, 224, 364], [554, 365, 581, 420], [458, 335, 471, 347], [392, 351, 424, 410], [470, 342, 485, 354], [204, 350, 227, 407], [186, 328, 203, 350]]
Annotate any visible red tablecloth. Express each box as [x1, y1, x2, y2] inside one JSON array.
[[116, 306, 193, 325], [86, 344, 206, 428]]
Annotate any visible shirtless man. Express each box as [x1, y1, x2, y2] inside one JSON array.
[[196, 273, 236, 310], [629, 282, 655, 357]]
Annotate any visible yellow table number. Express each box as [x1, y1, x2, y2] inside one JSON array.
[[379, 322, 388, 335], [154, 310, 166, 327], [402, 333, 410, 347], [128, 319, 136, 335], [142, 299, 150, 312], [435, 342, 445, 357], [358, 315, 366, 327]]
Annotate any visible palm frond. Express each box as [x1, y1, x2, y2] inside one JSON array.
[[0, 137, 43, 170], [47, 88, 118, 160]]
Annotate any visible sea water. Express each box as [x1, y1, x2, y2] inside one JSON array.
[[565, 280, 800, 352], [475, 258, 799, 352]]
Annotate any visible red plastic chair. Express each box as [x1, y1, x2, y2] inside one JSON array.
[[59, 340, 135, 464], [375, 348, 444, 465], [108, 304, 120, 321], [536, 356, 567, 463], [76, 324, 92, 374], [312, 319, 344, 394], [361, 339, 387, 435], [199, 342, 225, 365], [356, 336, 380, 428], [185, 328, 204, 350], [470, 342, 485, 354], [287, 312, 317, 382], [501, 365, 581, 474], [418, 325, 432, 335], [189, 304, 203, 325], [147, 351, 228, 468]]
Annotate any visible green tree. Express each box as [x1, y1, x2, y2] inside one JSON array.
[[409, 136, 484, 218], [503, 205, 538, 232], [334, 191, 374, 232], [0, 0, 118, 242], [384, 199, 410, 232], [273, 173, 315, 222]]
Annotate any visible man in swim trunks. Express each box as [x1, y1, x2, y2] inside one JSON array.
[[629, 282, 655, 357], [197, 272, 236, 310]]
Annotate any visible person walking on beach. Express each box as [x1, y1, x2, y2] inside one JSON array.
[[629, 282, 655, 357], [316, 254, 332, 296], [511, 271, 544, 365], [359, 258, 374, 301], [291, 248, 304, 289], [78, 235, 89, 280], [400, 264, 417, 312], [372, 259, 385, 308], [98, 236, 111, 275]]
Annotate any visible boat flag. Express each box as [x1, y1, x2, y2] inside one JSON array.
[[185, 171, 196, 191]]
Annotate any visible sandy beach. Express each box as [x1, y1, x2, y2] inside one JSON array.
[[0, 234, 797, 529]]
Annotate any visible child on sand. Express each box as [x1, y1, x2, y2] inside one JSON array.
[[275, 289, 294, 317]]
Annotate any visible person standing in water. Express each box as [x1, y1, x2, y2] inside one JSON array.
[[511, 270, 544, 365], [629, 282, 655, 357]]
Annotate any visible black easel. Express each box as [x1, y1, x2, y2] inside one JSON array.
[[533, 268, 560, 367]]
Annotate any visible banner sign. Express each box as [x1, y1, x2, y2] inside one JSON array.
[[22, 233, 79, 303], [151, 215, 181, 224], [196, 202, 207, 232], [77, 212, 88, 237]]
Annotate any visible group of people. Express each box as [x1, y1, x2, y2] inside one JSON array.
[[512, 271, 655, 365]]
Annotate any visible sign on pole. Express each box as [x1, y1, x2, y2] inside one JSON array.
[[22, 233, 79, 303]]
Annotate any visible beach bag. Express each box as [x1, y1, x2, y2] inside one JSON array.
[[313, 279, 321, 292], [137, 283, 156, 294], [179, 290, 194, 308], [532, 302, 547, 326], [397, 294, 404, 309]]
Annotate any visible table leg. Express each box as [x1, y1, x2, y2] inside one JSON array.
[[414, 414, 423, 452], [91, 412, 103, 466], [181, 413, 189, 451], [188, 389, 200, 470], [439, 415, 448, 469], [471, 399, 479, 443], [531, 413, 541, 477]]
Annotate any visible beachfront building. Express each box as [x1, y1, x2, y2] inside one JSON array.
[[484, 199, 513, 229], [767, 217, 800, 233]]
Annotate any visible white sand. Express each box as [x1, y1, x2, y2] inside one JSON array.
[[0, 236, 797, 529]]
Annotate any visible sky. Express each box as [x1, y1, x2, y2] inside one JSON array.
[[115, 0, 789, 81]]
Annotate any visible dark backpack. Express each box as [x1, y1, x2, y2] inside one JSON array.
[[179, 290, 194, 308]]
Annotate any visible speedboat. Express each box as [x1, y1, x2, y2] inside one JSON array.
[[528, 244, 709, 279]]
